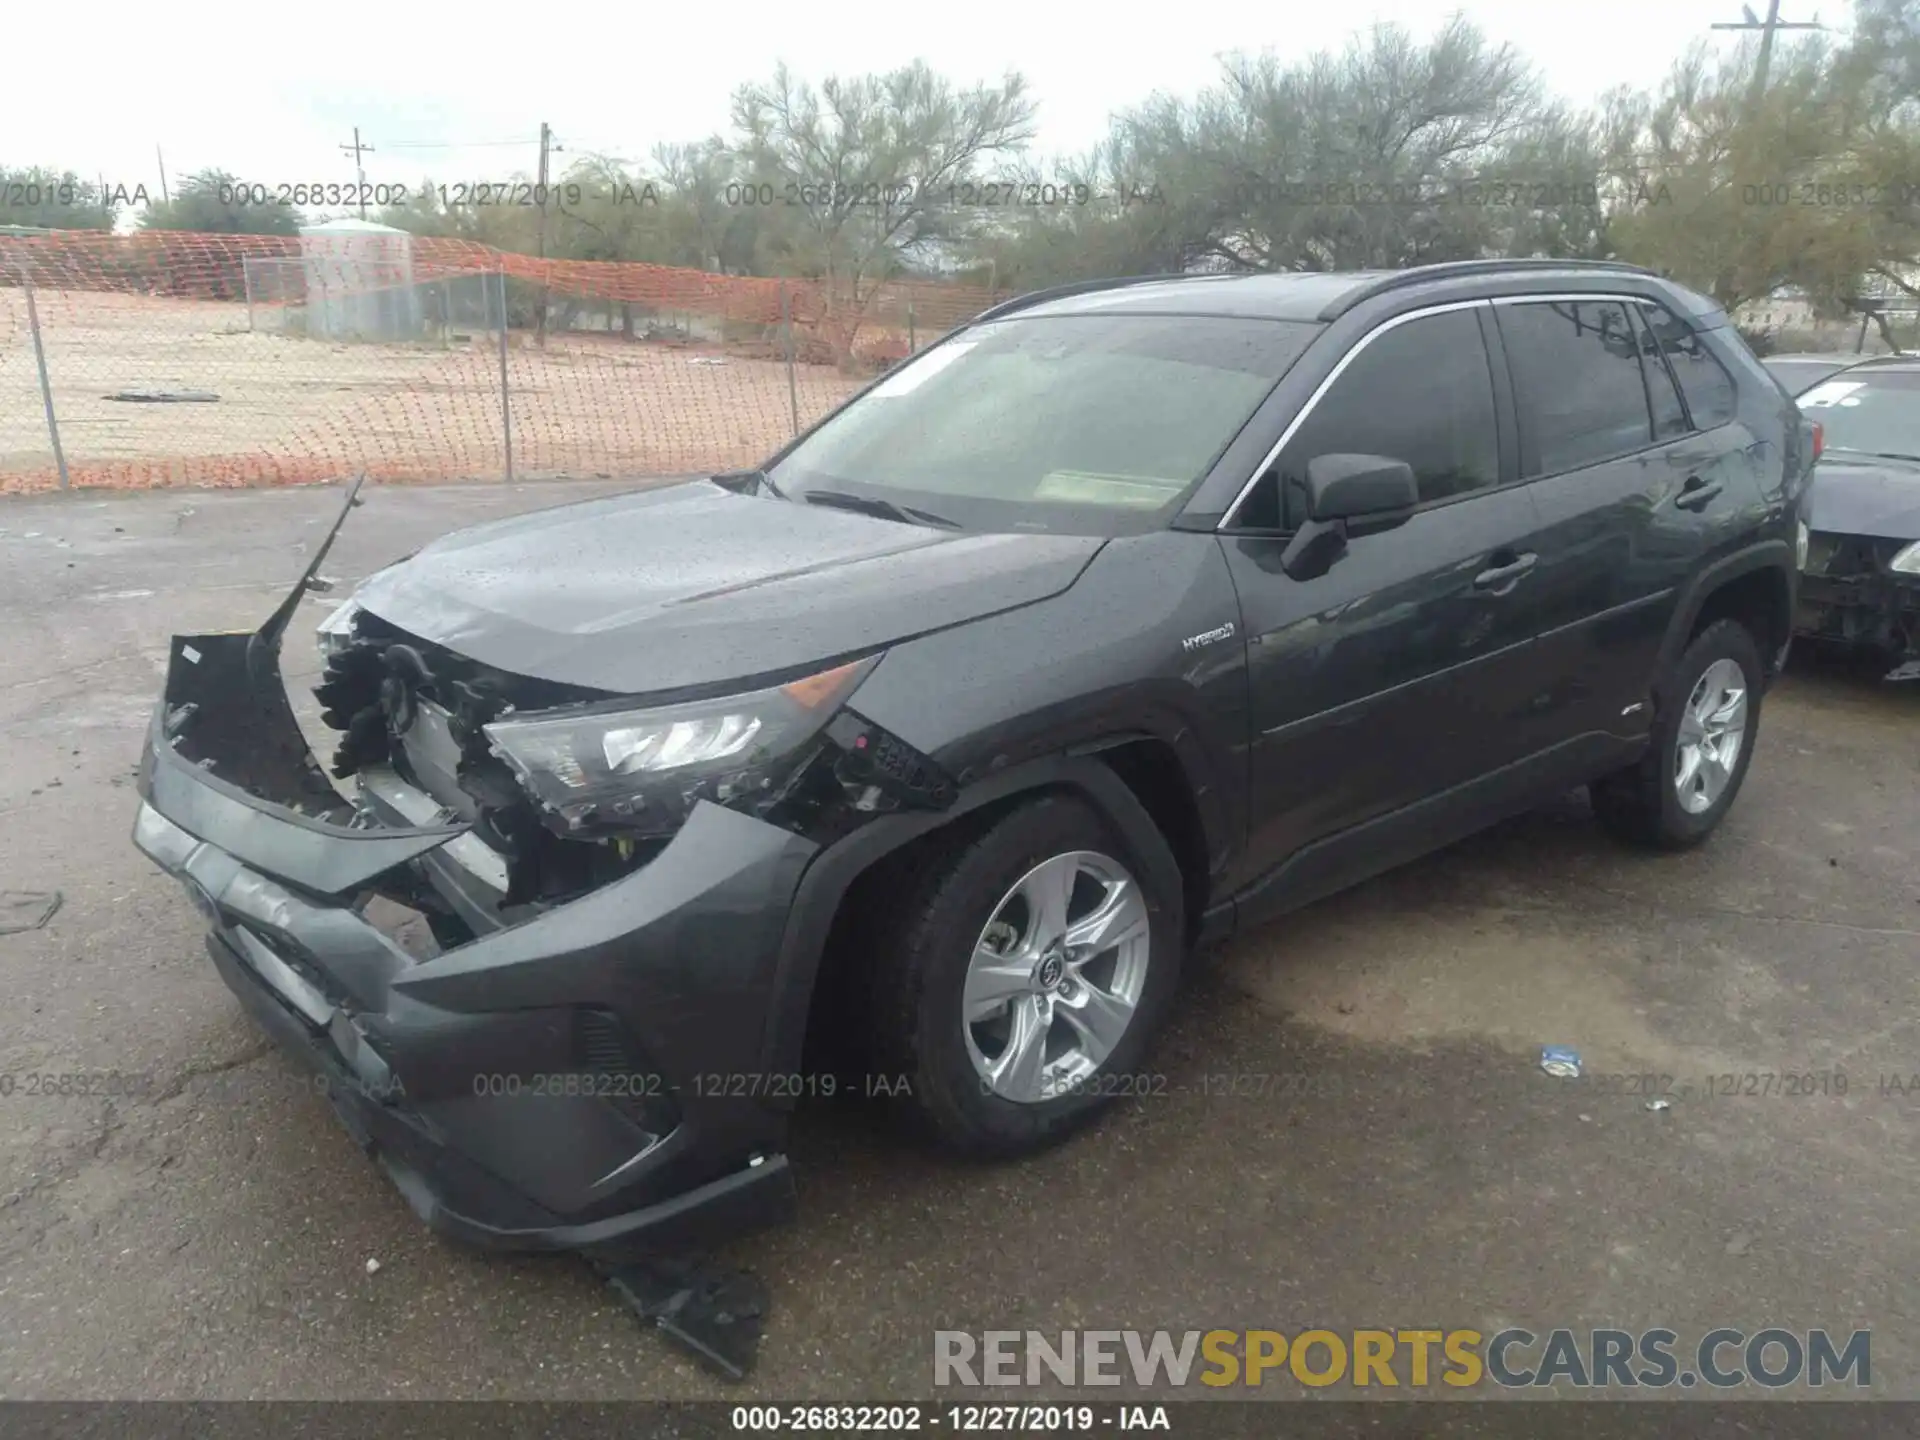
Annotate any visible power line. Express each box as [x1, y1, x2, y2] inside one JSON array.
[[379, 139, 540, 150]]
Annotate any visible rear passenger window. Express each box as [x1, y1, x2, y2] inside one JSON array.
[[1630, 305, 1691, 440], [1500, 300, 1653, 474], [1237, 307, 1500, 529], [1639, 301, 1737, 428]]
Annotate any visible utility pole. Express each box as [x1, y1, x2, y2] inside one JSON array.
[[155, 145, 170, 205], [536, 121, 560, 346], [1711, 1, 1825, 114], [339, 127, 374, 219]]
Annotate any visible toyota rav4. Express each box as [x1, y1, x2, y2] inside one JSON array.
[[133, 259, 1807, 1261]]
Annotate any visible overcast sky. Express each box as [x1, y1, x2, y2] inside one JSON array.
[[11, 0, 1774, 201]]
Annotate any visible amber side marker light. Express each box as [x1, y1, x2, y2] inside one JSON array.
[[781, 659, 868, 710]]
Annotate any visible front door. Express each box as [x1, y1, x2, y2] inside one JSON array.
[[1216, 303, 1549, 913]]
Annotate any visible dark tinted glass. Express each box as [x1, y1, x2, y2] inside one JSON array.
[[1630, 305, 1691, 440], [1241, 308, 1499, 528], [1502, 300, 1654, 474], [1640, 301, 1737, 427]]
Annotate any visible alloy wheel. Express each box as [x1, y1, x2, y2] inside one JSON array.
[[962, 850, 1151, 1104], [1674, 657, 1748, 815]]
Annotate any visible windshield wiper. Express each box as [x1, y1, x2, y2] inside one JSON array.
[[800, 489, 960, 529]]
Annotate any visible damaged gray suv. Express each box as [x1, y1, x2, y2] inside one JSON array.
[[133, 260, 1806, 1263]]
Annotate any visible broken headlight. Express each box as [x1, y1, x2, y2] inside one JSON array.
[[483, 656, 877, 836]]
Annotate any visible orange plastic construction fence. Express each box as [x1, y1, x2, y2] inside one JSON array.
[[0, 230, 1002, 493]]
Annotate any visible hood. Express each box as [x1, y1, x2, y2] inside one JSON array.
[[1806, 454, 1920, 542], [352, 480, 1105, 693]]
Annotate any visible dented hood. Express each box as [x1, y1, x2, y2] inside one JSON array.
[[1806, 454, 1920, 542], [351, 480, 1105, 693]]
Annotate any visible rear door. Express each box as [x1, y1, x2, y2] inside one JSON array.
[[1494, 295, 1743, 751]]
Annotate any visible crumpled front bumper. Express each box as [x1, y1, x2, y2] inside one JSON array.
[[133, 623, 811, 1260]]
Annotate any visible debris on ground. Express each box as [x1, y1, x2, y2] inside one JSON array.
[[602, 1254, 768, 1379], [1645, 1097, 1673, 1113], [686, 356, 728, 366], [1539, 1046, 1582, 1079], [364, 1257, 382, 1275], [102, 390, 221, 403], [0, 891, 62, 935], [1725, 1232, 1755, 1256]]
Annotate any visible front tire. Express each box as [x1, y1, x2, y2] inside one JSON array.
[[866, 794, 1184, 1158], [1591, 618, 1764, 849]]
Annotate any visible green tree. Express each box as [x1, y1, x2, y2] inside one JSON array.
[[961, 20, 1617, 292], [0, 167, 116, 229], [1606, 1, 1920, 320], [142, 169, 300, 235], [732, 60, 1037, 361]]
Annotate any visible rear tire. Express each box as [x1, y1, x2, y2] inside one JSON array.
[[866, 793, 1183, 1158], [1591, 619, 1764, 850]]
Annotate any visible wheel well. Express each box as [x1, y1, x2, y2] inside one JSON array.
[[1689, 566, 1790, 675], [1092, 738, 1210, 944], [797, 747, 1209, 1073]]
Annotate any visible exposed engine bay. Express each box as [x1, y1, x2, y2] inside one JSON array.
[[315, 608, 635, 910], [313, 606, 958, 927], [1797, 531, 1920, 681]]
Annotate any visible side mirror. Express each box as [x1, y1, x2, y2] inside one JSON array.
[[1303, 454, 1418, 522], [1280, 454, 1419, 581]]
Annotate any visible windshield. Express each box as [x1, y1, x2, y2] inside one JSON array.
[[1797, 371, 1920, 461], [766, 314, 1320, 534]]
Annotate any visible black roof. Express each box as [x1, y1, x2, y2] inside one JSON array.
[[982, 259, 1668, 325]]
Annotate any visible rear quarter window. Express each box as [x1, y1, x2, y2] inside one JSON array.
[[1641, 301, 1737, 427]]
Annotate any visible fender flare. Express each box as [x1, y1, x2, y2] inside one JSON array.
[[755, 751, 1184, 1082], [1654, 539, 1796, 681]]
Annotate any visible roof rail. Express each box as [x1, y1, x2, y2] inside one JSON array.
[[1318, 258, 1659, 320], [968, 272, 1202, 324]]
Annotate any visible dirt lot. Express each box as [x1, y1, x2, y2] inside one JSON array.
[[0, 292, 862, 493], [2, 479, 1918, 1407]]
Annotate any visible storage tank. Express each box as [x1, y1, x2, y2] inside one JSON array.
[[298, 218, 421, 341]]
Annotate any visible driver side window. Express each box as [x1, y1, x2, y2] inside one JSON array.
[[1236, 308, 1500, 530]]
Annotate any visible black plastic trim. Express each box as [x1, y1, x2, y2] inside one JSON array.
[[757, 752, 1185, 1082]]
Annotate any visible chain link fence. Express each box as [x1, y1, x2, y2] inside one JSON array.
[[0, 231, 1001, 494]]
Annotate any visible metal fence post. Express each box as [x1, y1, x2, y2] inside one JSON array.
[[21, 271, 70, 491], [908, 302, 916, 354], [496, 270, 514, 482], [781, 280, 799, 437], [243, 259, 256, 333]]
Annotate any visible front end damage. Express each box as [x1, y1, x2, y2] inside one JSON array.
[[131, 480, 957, 1288], [1796, 531, 1920, 681]]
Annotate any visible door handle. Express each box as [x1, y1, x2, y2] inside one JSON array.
[[1473, 552, 1537, 592], [1673, 476, 1724, 511]]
